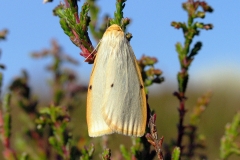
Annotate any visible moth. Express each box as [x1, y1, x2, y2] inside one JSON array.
[[87, 24, 147, 137]]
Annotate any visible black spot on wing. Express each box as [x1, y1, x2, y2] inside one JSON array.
[[111, 83, 114, 87], [89, 85, 92, 90], [140, 85, 143, 89]]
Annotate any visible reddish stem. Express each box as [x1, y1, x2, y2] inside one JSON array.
[[64, 0, 69, 8], [62, 145, 70, 160], [0, 110, 18, 160], [177, 97, 186, 147]]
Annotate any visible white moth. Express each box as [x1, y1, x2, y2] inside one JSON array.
[[87, 24, 147, 137]]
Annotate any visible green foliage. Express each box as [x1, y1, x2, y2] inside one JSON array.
[[177, 72, 189, 93], [109, 0, 130, 31], [120, 144, 131, 160], [87, 0, 108, 42], [2, 94, 11, 139], [101, 148, 111, 160], [54, 1, 95, 63], [0, 39, 88, 160], [171, 2, 213, 159], [171, 1, 213, 93], [119, 137, 147, 160], [171, 147, 180, 160], [138, 56, 164, 94], [80, 144, 94, 160], [19, 153, 29, 160], [0, 94, 17, 160], [220, 112, 240, 159], [110, 0, 125, 26], [190, 91, 212, 126], [31, 40, 86, 159], [38, 105, 72, 159]]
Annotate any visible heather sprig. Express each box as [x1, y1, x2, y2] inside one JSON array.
[[54, 0, 95, 63], [220, 112, 240, 159], [171, 1, 213, 155]]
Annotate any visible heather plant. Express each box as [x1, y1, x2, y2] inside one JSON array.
[[1, 0, 240, 160]]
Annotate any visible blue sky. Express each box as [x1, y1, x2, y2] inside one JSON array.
[[0, 0, 240, 94]]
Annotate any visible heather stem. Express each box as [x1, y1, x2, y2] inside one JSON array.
[[0, 94, 18, 160]]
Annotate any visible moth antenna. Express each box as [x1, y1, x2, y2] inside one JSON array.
[[84, 39, 102, 61]]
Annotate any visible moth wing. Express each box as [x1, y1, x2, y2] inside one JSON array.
[[87, 48, 114, 137], [101, 37, 147, 137]]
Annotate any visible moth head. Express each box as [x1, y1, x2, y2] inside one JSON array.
[[106, 24, 123, 33]]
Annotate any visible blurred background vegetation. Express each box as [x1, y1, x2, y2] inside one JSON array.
[[1, 0, 240, 160]]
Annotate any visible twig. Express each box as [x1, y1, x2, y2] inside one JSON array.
[[145, 114, 164, 160]]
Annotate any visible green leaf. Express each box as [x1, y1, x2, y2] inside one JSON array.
[[101, 148, 111, 160], [172, 147, 181, 160], [3, 94, 11, 138], [188, 41, 202, 58], [120, 144, 131, 160], [20, 153, 29, 160], [220, 112, 240, 159], [110, 0, 128, 30], [177, 72, 189, 93], [175, 42, 183, 55]]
